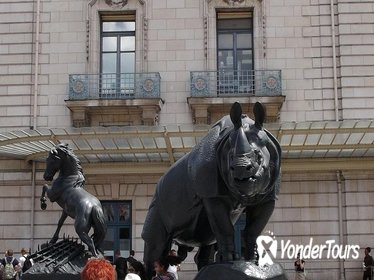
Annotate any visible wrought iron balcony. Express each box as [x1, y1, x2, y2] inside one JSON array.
[[69, 72, 161, 100], [190, 70, 282, 97], [66, 72, 162, 127]]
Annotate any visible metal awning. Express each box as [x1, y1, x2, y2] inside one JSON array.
[[0, 120, 374, 173]]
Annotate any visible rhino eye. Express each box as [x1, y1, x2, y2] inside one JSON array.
[[254, 150, 263, 162]]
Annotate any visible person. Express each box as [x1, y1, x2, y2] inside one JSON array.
[[294, 253, 305, 280], [166, 250, 180, 280], [113, 250, 127, 280], [127, 250, 136, 263], [81, 258, 115, 280], [18, 248, 33, 279], [151, 258, 175, 280], [1, 249, 20, 280], [363, 247, 374, 280], [127, 259, 146, 280]]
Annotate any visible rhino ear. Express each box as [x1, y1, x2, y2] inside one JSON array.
[[254, 102, 265, 129], [230, 102, 242, 129]]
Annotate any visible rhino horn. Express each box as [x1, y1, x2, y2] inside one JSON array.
[[230, 102, 242, 129], [253, 102, 265, 129], [235, 126, 251, 155]]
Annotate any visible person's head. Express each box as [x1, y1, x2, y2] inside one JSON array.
[[81, 258, 115, 280], [128, 260, 145, 276], [296, 253, 300, 259], [153, 258, 169, 275], [130, 250, 135, 257], [6, 249, 14, 257], [169, 249, 177, 256], [21, 248, 28, 256], [365, 247, 371, 255]]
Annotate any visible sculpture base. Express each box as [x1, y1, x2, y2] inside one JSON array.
[[23, 273, 80, 280], [22, 239, 87, 280], [194, 261, 287, 280]]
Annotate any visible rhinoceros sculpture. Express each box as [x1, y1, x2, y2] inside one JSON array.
[[142, 102, 281, 276]]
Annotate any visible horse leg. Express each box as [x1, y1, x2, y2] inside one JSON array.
[[243, 200, 275, 261], [50, 211, 68, 244], [77, 231, 97, 257], [75, 216, 97, 257], [91, 205, 107, 253]]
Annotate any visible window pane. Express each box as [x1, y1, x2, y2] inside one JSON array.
[[121, 53, 135, 73], [237, 50, 253, 71], [217, 18, 252, 30], [237, 33, 252, 49], [218, 33, 233, 49], [103, 204, 115, 223], [118, 203, 130, 222], [102, 37, 117, 52], [102, 53, 117, 73], [119, 228, 131, 253], [102, 227, 115, 263], [121, 36, 135, 51], [103, 21, 135, 32], [218, 50, 234, 69]]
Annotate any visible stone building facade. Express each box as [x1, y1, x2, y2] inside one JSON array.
[[1, 0, 374, 279]]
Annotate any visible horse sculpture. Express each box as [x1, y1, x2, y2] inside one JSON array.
[[142, 102, 282, 277], [41, 143, 107, 257]]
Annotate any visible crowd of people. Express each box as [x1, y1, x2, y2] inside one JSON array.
[[81, 249, 180, 280], [0, 248, 33, 280], [2, 246, 374, 280]]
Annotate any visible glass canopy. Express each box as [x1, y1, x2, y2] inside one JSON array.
[[0, 121, 373, 167]]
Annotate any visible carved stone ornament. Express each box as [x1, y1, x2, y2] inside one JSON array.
[[223, 0, 245, 4], [105, 0, 128, 8]]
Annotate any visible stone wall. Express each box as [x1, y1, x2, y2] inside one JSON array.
[[1, 0, 374, 129], [337, 1, 374, 119], [269, 171, 374, 279], [0, 0, 35, 131]]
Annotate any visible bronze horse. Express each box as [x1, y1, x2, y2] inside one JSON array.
[[41, 143, 107, 257], [142, 102, 281, 276]]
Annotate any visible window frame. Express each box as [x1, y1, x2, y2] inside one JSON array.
[[100, 14, 136, 98]]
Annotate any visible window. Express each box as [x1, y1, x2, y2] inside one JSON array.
[[101, 14, 136, 98], [101, 201, 132, 262], [216, 11, 254, 95]]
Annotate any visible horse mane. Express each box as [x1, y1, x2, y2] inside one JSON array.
[[54, 144, 83, 172]]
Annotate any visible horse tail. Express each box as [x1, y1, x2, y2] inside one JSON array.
[[91, 205, 107, 250]]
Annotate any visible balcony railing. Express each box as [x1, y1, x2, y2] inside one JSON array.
[[190, 70, 282, 97], [69, 73, 161, 100]]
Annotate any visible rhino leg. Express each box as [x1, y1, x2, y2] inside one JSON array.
[[195, 244, 215, 270], [142, 204, 170, 279], [243, 200, 275, 260], [203, 197, 236, 262]]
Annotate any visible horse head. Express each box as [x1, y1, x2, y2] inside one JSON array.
[[43, 143, 71, 181], [219, 102, 280, 204]]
